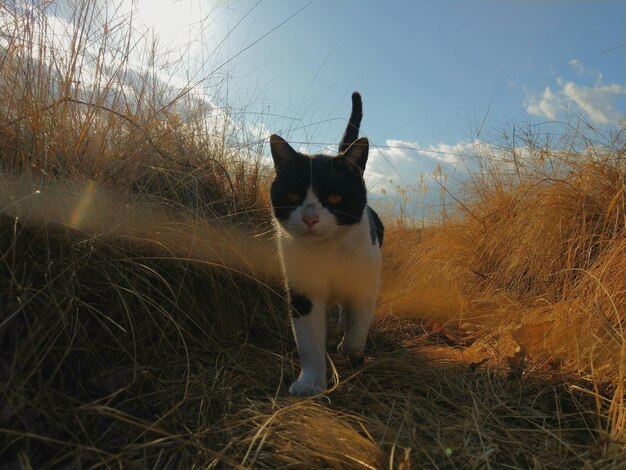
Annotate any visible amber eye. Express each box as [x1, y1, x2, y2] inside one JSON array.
[[287, 192, 301, 202], [327, 194, 342, 204]]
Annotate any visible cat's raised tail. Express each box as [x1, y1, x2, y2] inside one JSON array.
[[338, 92, 363, 153]]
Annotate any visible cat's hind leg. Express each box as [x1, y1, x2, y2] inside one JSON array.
[[337, 301, 375, 359], [289, 291, 327, 396]]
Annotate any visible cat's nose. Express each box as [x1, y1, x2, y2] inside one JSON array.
[[302, 214, 319, 228]]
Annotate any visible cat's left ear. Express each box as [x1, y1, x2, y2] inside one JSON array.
[[269, 134, 298, 169], [342, 137, 369, 172]]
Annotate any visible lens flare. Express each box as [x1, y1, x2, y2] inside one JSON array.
[[69, 181, 97, 229]]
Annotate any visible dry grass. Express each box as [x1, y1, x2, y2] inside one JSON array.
[[1, 1, 626, 468], [380, 126, 626, 458]]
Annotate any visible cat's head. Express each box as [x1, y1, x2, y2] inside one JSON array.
[[269, 134, 369, 241]]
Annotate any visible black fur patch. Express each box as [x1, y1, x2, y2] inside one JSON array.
[[367, 206, 384, 247], [289, 288, 312, 317], [270, 153, 367, 226], [269, 152, 312, 222]]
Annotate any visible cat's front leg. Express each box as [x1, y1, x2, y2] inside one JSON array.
[[337, 301, 375, 359], [288, 289, 327, 396]]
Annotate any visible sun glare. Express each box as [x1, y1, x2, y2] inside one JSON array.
[[134, 0, 197, 39], [120, 0, 220, 56]]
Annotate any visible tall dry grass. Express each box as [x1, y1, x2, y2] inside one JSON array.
[[1, 0, 626, 468], [0, 2, 287, 467], [381, 124, 626, 444]]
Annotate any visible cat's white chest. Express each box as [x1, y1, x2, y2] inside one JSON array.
[[277, 212, 381, 305]]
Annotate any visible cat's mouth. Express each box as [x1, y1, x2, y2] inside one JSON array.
[[297, 225, 329, 239], [303, 228, 324, 237]]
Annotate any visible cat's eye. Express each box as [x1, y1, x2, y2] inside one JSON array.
[[287, 192, 302, 202], [327, 194, 342, 204]]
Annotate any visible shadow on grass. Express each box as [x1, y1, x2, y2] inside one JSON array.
[[0, 216, 619, 469]]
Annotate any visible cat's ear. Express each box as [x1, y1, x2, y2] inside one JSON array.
[[270, 134, 298, 169], [342, 137, 369, 172]]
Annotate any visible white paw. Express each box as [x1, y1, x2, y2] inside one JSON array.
[[289, 379, 326, 397]]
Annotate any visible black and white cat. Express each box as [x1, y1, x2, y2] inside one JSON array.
[[269, 92, 384, 396]]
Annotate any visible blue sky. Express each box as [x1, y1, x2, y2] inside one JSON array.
[[32, 0, 626, 206], [200, 0, 625, 194], [221, 1, 626, 137]]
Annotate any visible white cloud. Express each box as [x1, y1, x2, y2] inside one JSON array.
[[0, 1, 230, 127], [524, 61, 625, 125], [386, 139, 460, 164], [568, 59, 586, 76], [365, 138, 488, 192], [568, 59, 605, 81], [558, 78, 625, 124], [525, 86, 558, 121]]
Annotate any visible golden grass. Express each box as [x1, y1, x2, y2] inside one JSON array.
[[381, 132, 626, 451], [1, 1, 626, 468]]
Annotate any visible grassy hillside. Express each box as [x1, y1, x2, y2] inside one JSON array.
[[1, 2, 625, 468]]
